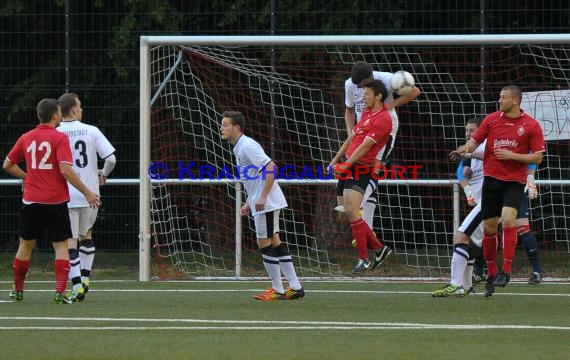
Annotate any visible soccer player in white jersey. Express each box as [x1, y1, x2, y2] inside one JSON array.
[[343, 61, 420, 228], [458, 156, 486, 284], [433, 118, 485, 297], [58, 92, 116, 301], [220, 110, 304, 301]]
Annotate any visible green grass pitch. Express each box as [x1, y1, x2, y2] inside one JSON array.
[[1, 280, 569, 359]]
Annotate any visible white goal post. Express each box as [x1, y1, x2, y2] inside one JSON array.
[[139, 34, 570, 282]]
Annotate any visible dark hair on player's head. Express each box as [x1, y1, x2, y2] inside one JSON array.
[[361, 78, 388, 102], [36, 99, 61, 123], [466, 117, 483, 127], [223, 110, 245, 131], [351, 61, 373, 85], [502, 85, 522, 102], [58, 92, 79, 117]]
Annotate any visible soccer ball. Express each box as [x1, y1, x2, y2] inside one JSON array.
[[390, 70, 415, 96]]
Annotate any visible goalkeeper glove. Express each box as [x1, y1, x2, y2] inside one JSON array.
[[463, 185, 477, 206], [525, 174, 538, 199]]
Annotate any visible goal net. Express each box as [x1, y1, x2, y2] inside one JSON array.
[[142, 36, 570, 280]]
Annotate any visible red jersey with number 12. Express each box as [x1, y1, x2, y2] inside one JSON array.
[[345, 106, 392, 166], [6, 124, 73, 204], [471, 110, 545, 184]]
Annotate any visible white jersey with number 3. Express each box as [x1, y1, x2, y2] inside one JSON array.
[[58, 120, 115, 208]]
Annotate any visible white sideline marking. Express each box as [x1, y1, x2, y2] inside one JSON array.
[[0, 325, 568, 330], [0, 316, 569, 331], [3, 289, 570, 297]]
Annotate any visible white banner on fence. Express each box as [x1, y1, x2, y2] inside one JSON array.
[[521, 90, 570, 141]]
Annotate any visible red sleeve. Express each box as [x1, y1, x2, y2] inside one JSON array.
[[471, 115, 490, 144], [56, 134, 73, 164], [366, 114, 391, 143], [529, 122, 546, 153], [6, 136, 25, 164]]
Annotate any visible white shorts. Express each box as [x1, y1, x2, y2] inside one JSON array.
[[361, 178, 378, 206], [457, 203, 484, 247], [253, 210, 281, 239], [68, 207, 98, 239], [375, 111, 398, 162], [375, 134, 396, 162]]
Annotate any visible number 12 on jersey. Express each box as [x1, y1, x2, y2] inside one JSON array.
[[26, 140, 53, 169]]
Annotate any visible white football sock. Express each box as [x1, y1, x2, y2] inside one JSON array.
[[450, 244, 469, 287]]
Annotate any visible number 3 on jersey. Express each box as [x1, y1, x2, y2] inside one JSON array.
[[26, 140, 53, 169], [74, 140, 88, 168]]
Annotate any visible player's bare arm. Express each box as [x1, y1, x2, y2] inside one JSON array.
[[449, 139, 478, 161], [494, 149, 543, 164], [470, 144, 485, 160], [255, 161, 276, 211], [3, 158, 27, 179], [60, 163, 100, 208], [343, 137, 375, 166], [385, 85, 421, 111], [98, 153, 117, 185], [240, 200, 250, 216], [344, 107, 356, 135], [328, 134, 353, 171]]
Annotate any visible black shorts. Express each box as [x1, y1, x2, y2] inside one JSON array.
[[336, 164, 374, 196], [19, 202, 72, 242], [480, 177, 525, 220]]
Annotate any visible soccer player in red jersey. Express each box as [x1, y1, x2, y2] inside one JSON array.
[[329, 78, 393, 274], [344, 62, 421, 230], [3, 98, 100, 304], [450, 85, 545, 297]]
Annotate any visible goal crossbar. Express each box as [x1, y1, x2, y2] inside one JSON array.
[[140, 34, 570, 47]]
